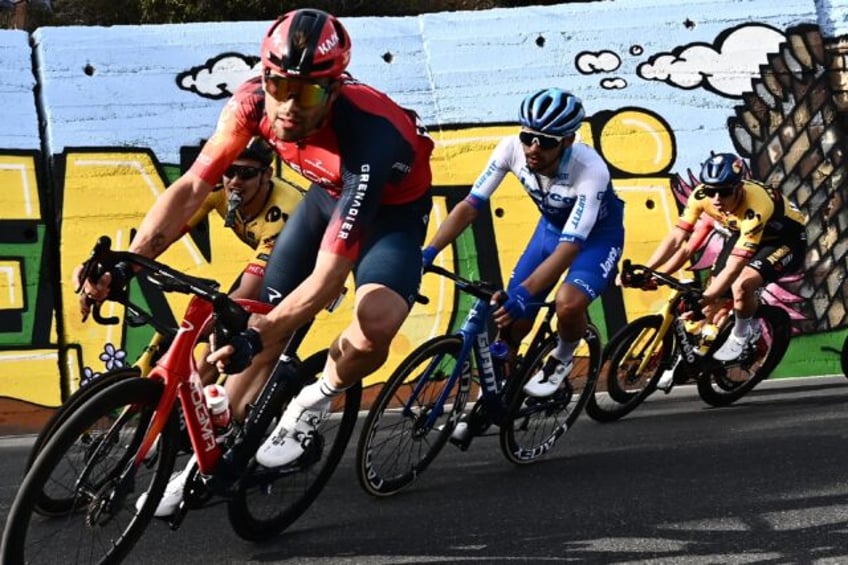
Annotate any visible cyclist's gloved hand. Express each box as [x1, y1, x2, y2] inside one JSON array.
[[621, 269, 655, 290], [221, 328, 263, 374], [422, 245, 439, 269], [502, 285, 532, 320]]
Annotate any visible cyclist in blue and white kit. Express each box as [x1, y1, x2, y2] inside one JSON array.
[[423, 88, 624, 400]]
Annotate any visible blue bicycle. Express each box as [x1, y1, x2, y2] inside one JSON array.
[[356, 264, 602, 496]]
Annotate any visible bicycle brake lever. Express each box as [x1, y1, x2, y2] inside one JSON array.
[[212, 293, 251, 346], [76, 236, 114, 293]]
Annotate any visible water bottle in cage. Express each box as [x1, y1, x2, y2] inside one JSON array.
[[490, 340, 510, 381], [490, 340, 509, 360], [204, 384, 233, 442]]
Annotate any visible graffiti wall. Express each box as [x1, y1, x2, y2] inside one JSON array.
[[1, 0, 848, 430]]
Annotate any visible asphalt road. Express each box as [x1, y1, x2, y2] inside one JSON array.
[[2, 376, 848, 564]]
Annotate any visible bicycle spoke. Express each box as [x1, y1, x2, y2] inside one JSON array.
[[356, 336, 464, 496], [501, 327, 601, 465], [3, 379, 178, 565]]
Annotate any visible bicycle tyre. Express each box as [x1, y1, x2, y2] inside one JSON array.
[[840, 333, 848, 379], [228, 349, 362, 541], [26, 367, 142, 473], [499, 324, 602, 465], [585, 315, 672, 423], [356, 335, 467, 496], [1, 378, 179, 565], [697, 305, 791, 407]]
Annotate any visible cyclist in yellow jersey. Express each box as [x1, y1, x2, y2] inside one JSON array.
[[638, 152, 807, 362], [186, 137, 302, 302]]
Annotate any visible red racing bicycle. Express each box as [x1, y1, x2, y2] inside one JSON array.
[[1, 236, 361, 564]]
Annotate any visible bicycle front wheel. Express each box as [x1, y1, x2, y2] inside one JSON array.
[[585, 315, 672, 422], [500, 324, 602, 465], [1, 378, 179, 565], [697, 305, 791, 407], [228, 349, 361, 541], [26, 368, 142, 474], [356, 335, 467, 497]]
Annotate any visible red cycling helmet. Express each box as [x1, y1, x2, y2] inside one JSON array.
[[261, 9, 351, 79]]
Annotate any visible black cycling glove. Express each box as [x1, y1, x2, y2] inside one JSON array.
[[222, 328, 263, 374]]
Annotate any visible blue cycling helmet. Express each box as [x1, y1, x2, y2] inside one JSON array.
[[699, 152, 746, 187], [518, 88, 585, 136]]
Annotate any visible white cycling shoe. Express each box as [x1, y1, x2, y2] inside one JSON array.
[[713, 328, 760, 362], [523, 357, 574, 398], [255, 399, 327, 468], [135, 455, 195, 517]]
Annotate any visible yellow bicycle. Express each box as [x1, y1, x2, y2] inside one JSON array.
[[586, 260, 791, 421]]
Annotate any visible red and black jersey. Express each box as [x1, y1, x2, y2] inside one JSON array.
[[190, 75, 433, 259]]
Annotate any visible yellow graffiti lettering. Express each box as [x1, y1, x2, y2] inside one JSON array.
[[0, 156, 40, 219]]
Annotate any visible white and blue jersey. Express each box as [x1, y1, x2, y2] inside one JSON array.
[[467, 136, 625, 306]]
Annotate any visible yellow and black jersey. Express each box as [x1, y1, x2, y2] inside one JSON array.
[[677, 179, 806, 259], [186, 178, 303, 276]]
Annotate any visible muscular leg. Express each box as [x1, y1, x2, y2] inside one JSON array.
[[555, 282, 590, 343], [325, 283, 411, 389], [223, 340, 283, 421], [730, 265, 763, 319]]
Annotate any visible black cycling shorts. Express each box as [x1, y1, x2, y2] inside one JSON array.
[[261, 185, 432, 309], [714, 230, 806, 284]]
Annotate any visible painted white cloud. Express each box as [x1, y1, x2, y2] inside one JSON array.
[[576, 51, 621, 74], [601, 77, 627, 89], [637, 24, 786, 98], [178, 53, 260, 99]]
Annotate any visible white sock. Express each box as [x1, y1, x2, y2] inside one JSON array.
[[733, 316, 752, 338], [554, 337, 580, 365], [295, 376, 348, 412]]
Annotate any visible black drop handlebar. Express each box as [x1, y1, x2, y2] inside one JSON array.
[[76, 235, 251, 344], [621, 259, 705, 319], [424, 264, 504, 304]]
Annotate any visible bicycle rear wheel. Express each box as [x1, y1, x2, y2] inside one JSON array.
[[1, 378, 179, 564], [356, 335, 467, 496], [585, 315, 672, 422], [499, 324, 601, 465], [697, 305, 791, 407], [228, 349, 361, 541]]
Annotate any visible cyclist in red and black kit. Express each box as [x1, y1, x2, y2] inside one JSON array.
[[77, 8, 433, 516]]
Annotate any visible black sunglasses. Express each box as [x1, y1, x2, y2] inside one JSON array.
[[224, 165, 264, 180], [702, 185, 736, 198], [519, 130, 563, 150]]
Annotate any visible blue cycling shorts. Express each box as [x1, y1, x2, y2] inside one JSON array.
[[506, 216, 623, 319]]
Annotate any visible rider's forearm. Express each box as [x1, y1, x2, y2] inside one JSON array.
[[264, 251, 351, 337], [130, 172, 213, 259], [426, 200, 479, 252], [645, 228, 688, 271], [521, 241, 579, 295], [656, 244, 692, 275]]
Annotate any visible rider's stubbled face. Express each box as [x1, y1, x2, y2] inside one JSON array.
[[264, 79, 336, 142], [522, 140, 563, 176], [222, 157, 265, 205]]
